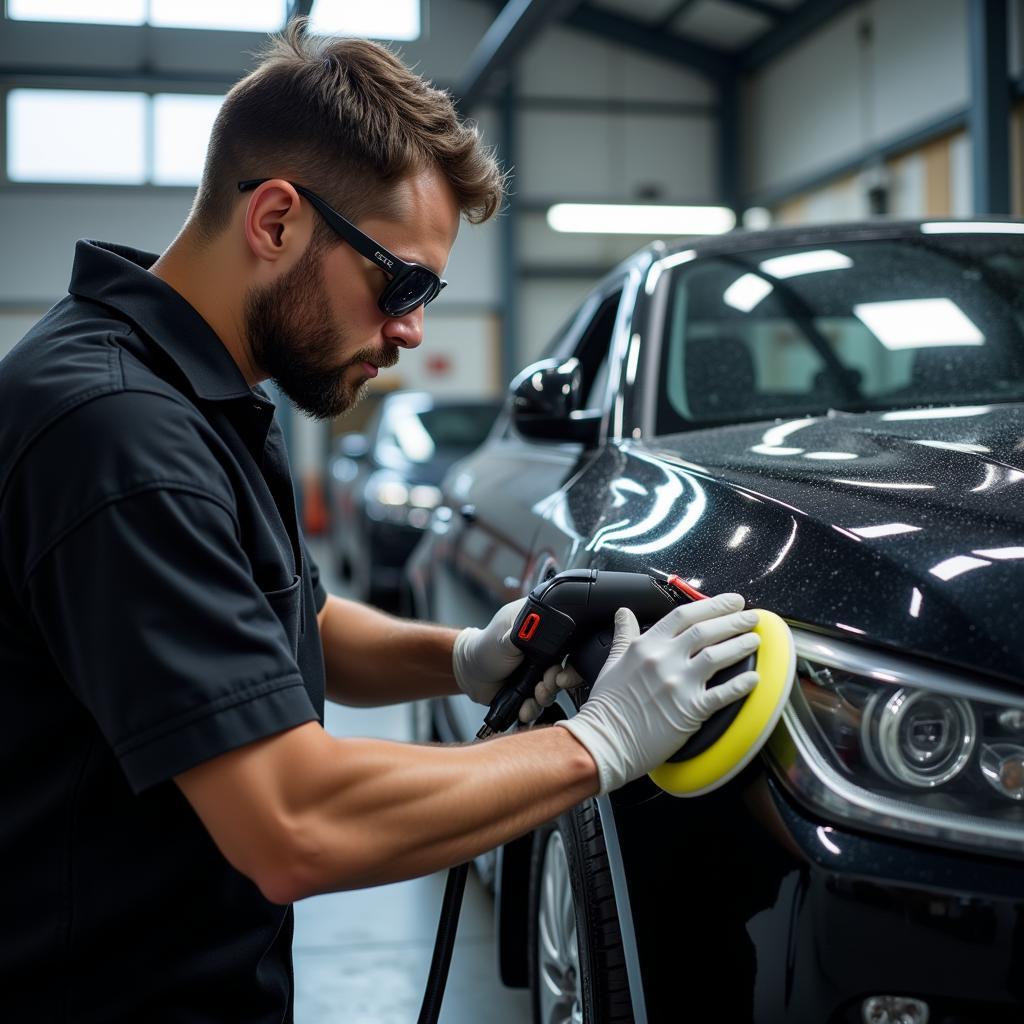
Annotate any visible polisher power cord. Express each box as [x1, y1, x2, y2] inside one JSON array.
[[415, 568, 795, 1023], [415, 715, 504, 1024]]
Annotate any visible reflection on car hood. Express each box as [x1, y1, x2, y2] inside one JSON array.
[[637, 403, 1024, 684], [656, 403, 1024, 518]]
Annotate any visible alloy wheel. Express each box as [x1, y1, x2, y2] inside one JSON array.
[[537, 830, 583, 1024]]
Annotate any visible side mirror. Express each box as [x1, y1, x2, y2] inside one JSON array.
[[337, 433, 370, 459], [509, 357, 602, 444]]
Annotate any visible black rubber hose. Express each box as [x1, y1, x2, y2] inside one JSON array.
[[416, 860, 470, 1024], [417, 668, 537, 1022]]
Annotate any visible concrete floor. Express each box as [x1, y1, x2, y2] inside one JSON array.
[[293, 540, 532, 1024]]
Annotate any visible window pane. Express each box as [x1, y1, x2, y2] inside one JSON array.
[[7, 89, 146, 184], [148, 0, 285, 31], [7, 0, 145, 25], [309, 0, 420, 40], [153, 94, 223, 186]]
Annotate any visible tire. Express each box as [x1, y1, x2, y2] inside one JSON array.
[[528, 801, 633, 1024]]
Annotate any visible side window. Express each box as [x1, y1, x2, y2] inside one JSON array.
[[575, 289, 622, 410]]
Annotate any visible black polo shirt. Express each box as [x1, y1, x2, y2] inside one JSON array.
[[0, 240, 328, 1022]]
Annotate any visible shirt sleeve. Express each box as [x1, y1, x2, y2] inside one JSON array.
[[24, 484, 319, 793]]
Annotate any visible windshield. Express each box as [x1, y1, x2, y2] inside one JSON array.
[[655, 234, 1024, 434]]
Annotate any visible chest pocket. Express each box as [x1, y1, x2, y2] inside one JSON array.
[[262, 574, 303, 660]]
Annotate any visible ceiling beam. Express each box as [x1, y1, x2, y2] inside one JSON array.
[[567, 3, 734, 80], [723, 0, 785, 21], [286, 0, 314, 23], [458, 0, 583, 111], [738, 0, 861, 73]]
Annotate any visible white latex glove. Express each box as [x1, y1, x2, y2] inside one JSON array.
[[453, 599, 586, 725], [452, 598, 527, 706], [518, 662, 584, 725], [556, 593, 760, 795]]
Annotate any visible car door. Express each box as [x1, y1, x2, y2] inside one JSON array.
[[428, 274, 631, 742]]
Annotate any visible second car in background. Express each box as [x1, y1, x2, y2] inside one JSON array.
[[327, 390, 500, 607]]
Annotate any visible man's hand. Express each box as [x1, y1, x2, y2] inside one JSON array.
[[517, 662, 583, 724], [452, 598, 526, 705], [452, 599, 583, 725], [556, 594, 760, 795]]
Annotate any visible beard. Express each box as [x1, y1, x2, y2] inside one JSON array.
[[245, 241, 398, 421]]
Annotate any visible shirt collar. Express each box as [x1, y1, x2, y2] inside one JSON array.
[[68, 239, 266, 405]]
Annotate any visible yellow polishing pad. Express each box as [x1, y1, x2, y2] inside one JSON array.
[[648, 609, 795, 798]]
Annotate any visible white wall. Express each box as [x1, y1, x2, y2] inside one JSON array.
[[743, 0, 969, 200], [511, 21, 719, 373]]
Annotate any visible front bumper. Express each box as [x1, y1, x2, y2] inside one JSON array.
[[611, 770, 1024, 1024]]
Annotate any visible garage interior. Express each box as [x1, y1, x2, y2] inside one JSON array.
[[2, 1, 1023, 1021]]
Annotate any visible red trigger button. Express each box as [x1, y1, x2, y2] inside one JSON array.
[[518, 612, 541, 641]]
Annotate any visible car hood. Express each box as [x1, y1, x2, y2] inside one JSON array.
[[616, 403, 1024, 683], [655, 403, 1024, 525]]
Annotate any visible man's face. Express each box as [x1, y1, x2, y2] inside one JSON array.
[[245, 169, 460, 421]]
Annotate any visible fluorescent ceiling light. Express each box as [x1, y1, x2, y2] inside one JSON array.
[[922, 221, 1024, 234], [803, 451, 858, 460], [724, 272, 773, 312], [758, 249, 852, 279], [309, 0, 420, 39], [853, 298, 985, 350], [546, 204, 735, 236]]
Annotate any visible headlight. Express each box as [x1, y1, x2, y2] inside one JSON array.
[[767, 630, 1024, 857]]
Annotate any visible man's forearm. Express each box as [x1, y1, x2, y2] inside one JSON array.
[[318, 593, 461, 705], [280, 722, 599, 900]]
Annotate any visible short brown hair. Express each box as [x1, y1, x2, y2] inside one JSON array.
[[190, 19, 504, 245]]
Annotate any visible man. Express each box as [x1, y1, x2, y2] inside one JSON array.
[[0, 21, 760, 1022]]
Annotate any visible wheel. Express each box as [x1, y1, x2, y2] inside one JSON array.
[[528, 801, 632, 1024]]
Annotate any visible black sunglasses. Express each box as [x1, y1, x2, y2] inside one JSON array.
[[237, 178, 447, 318]]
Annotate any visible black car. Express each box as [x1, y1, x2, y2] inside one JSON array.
[[327, 390, 499, 606], [406, 221, 1024, 1024]]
